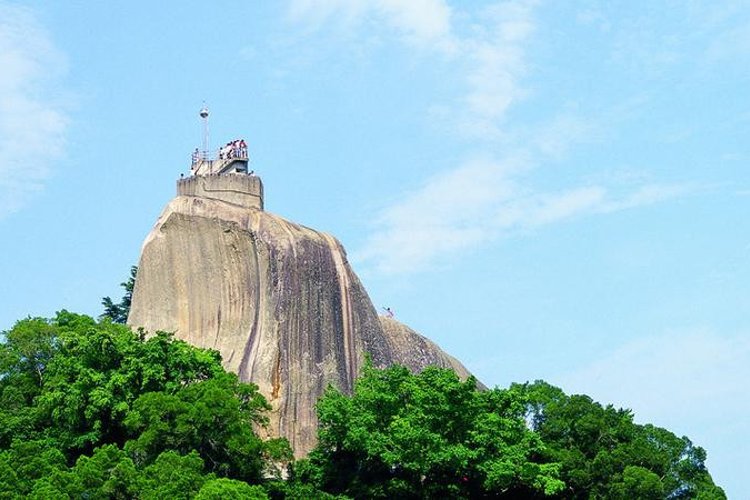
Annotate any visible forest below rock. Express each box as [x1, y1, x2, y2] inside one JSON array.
[[0, 312, 725, 499]]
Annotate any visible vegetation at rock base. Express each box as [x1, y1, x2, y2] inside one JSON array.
[[0, 311, 294, 499], [100, 265, 137, 324], [294, 363, 564, 498], [291, 364, 725, 499], [513, 381, 726, 500], [1, 311, 725, 498]]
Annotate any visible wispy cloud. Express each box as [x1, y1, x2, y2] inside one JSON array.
[[598, 184, 692, 213], [355, 153, 689, 273], [533, 113, 599, 160], [288, 0, 535, 136], [288, 1, 696, 275], [457, 0, 537, 139], [288, 0, 456, 53], [354, 156, 522, 273], [0, 2, 69, 216]]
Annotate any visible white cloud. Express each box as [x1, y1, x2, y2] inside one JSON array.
[[354, 156, 523, 273], [457, 0, 537, 139], [286, 1, 693, 275], [288, 0, 456, 53], [288, 0, 536, 137], [289, 0, 375, 22], [526, 187, 605, 225], [0, 3, 68, 216], [355, 151, 688, 274], [533, 113, 599, 159], [377, 0, 455, 51], [598, 184, 692, 213]]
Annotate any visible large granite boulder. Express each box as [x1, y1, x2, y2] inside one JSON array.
[[128, 193, 477, 455]]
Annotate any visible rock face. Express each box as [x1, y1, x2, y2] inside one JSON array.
[[378, 316, 474, 381], [128, 191, 476, 456]]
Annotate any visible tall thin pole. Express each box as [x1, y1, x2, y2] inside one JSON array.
[[200, 104, 209, 161]]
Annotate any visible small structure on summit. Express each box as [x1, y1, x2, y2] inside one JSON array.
[[190, 105, 250, 176], [177, 106, 264, 210]]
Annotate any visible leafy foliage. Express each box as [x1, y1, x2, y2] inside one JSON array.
[[0, 311, 290, 498], [515, 381, 726, 499], [195, 478, 269, 499], [124, 373, 278, 482], [0, 309, 726, 498], [137, 450, 209, 499], [296, 363, 564, 499], [3, 312, 229, 455], [295, 366, 725, 499], [100, 265, 137, 323]]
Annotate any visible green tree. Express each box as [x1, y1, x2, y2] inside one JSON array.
[[0, 440, 67, 497], [0, 317, 60, 448], [297, 363, 564, 499], [66, 444, 140, 499], [609, 466, 664, 499], [1, 310, 727, 498], [124, 372, 277, 482], [100, 265, 137, 323], [0, 453, 21, 499], [139, 450, 211, 499], [31, 312, 226, 455], [264, 481, 344, 500], [195, 478, 269, 499], [0, 311, 288, 496], [516, 381, 726, 499]]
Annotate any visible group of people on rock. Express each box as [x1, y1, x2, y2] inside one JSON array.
[[190, 139, 249, 165], [219, 139, 248, 160]]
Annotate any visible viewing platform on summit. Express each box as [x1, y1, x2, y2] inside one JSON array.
[[190, 139, 249, 177], [180, 139, 263, 210], [178, 106, 264, 210]]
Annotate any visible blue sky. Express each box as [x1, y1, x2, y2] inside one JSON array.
[[1, 1, 748, 496]]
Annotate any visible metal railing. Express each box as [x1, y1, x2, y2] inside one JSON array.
[[191, 148, 248, 166]]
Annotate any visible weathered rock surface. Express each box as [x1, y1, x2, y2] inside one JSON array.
[[128, 194, 476, 456], [378, 316, 473, 380]]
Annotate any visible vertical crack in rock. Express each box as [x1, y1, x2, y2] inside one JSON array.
[[215, 305, 222, 345], [271, 351, 281, 400], [323, 233, 357, 390], [238, 228, 262, 381]]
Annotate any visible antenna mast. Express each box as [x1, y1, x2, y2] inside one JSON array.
[[199, 104, 210, 160]]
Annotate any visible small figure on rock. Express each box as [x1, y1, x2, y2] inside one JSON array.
[[383, 307, 394, 318]]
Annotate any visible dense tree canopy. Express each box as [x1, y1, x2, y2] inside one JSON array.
[[295, 363, 565, 499], [0, 311, 291, 498], [0, 311, 725, 498], [514, 381, 726, 499], [294, 366, 725, 499]]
